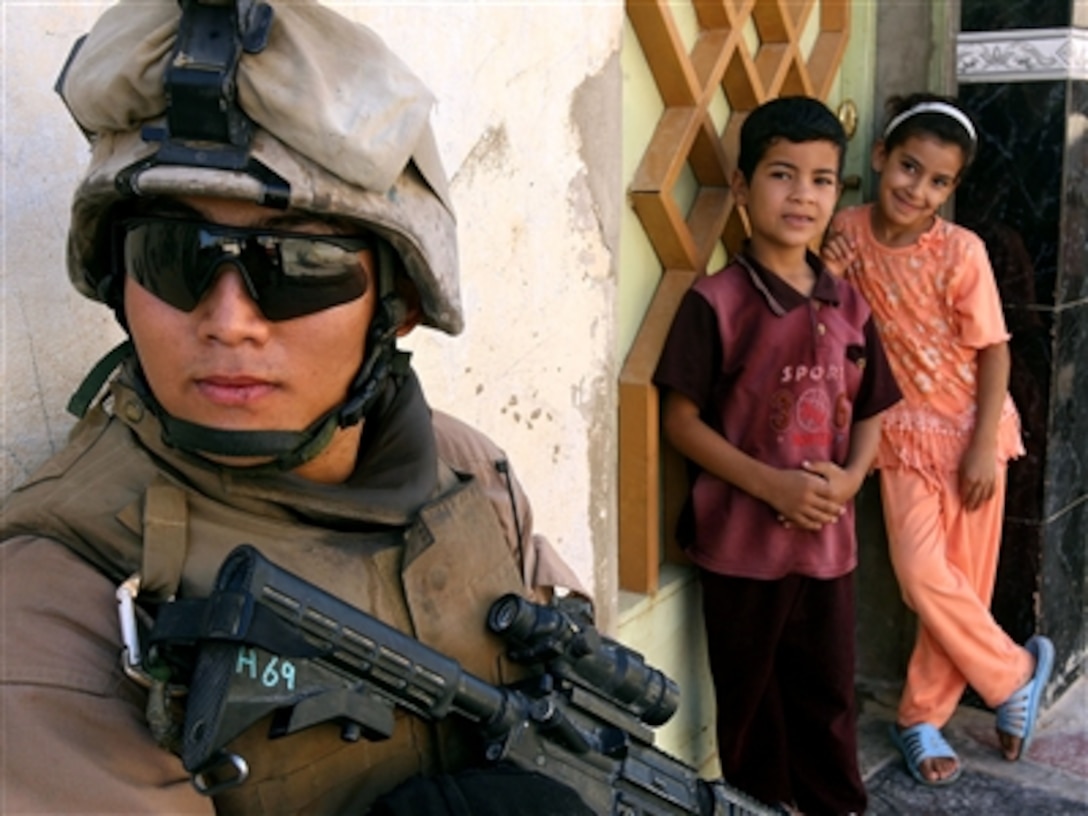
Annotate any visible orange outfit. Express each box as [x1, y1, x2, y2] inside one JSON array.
[[831, 205, 1030, 727]]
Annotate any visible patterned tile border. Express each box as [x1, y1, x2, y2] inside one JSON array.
[[957, 27, 1088, 83]]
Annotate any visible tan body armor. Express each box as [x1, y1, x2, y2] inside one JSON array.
[[1, 372, 553, 813]]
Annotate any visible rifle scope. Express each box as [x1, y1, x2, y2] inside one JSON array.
[[487, 594, 679, 727]]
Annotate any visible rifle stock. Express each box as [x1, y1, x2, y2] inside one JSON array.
[[154, 545, 775, 815]]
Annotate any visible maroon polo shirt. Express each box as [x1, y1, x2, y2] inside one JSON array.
[[654, 250, 900, 580]]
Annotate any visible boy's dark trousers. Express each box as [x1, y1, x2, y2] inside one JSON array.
[[700, 569, 867, 815]]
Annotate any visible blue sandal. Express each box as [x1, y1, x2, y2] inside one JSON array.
[[889, 723, 963, 786], [995, 635, 1054, 760]]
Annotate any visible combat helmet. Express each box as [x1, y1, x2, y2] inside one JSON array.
[[57, 0, 461, 469]]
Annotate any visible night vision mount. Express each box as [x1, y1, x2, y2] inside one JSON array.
[[55, 0, 286, 202], [153, 0, 274, 169], [138, 0, 290, 208]]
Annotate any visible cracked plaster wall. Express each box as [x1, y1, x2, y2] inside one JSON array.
[[1, 3, 624, 608]]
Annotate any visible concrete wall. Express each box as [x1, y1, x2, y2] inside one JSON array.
[[0, 2, 624, 613]]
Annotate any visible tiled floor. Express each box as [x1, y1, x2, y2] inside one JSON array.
[[858, 673, 1088, 814]]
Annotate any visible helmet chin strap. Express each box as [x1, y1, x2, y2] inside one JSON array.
[[158, 408, 342, 470], [71, 243, 412, 473]]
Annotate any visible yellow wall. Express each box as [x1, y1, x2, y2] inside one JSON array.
[[618, 0, 878, 364]]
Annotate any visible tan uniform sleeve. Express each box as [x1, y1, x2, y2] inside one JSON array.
[[0, 536, 213, 814], [430, 410, 589, 602]]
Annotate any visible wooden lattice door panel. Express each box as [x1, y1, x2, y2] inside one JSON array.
[[620, 0, 849, 594]]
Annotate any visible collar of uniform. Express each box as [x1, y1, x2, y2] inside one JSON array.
[[735, 246, 841, 316]]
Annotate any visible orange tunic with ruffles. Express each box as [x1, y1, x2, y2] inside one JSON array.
[[829, 204, 1032, 730], [830, 204, 1024, 473]]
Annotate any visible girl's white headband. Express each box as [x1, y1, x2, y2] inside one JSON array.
[[883, 101, 977, 143]]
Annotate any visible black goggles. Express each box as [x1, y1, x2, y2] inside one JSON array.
[[119, 218, 374, 321]]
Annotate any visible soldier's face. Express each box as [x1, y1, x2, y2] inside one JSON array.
[[123, 196, 376, 481]]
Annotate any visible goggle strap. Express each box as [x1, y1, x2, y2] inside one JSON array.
[[68, 340, 136, 418]]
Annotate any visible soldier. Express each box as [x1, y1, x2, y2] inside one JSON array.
[[0, 1, 589, 813]]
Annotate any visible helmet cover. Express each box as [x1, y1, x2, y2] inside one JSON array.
[[59, 0, 463, 334]]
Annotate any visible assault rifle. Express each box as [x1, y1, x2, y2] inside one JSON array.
[[148, 544, 775, 815]]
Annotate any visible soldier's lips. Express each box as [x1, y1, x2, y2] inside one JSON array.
[[195, 376, 278, 407]]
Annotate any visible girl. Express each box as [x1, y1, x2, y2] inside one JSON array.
[[822, 93, 1053, 787]]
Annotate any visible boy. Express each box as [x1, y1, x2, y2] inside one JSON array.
[[654, 96, 901, 815]]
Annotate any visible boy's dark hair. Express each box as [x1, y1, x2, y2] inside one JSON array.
[[736, 96, 847, 181], [882, 92, 978, 171]]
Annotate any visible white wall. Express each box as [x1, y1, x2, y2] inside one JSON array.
[[0, 1, 624, 607]]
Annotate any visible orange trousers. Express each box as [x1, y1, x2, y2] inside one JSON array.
[[880, 465, 1032, 729]]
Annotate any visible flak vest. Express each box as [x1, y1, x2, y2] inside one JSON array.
[[1, 376, 529, 814]]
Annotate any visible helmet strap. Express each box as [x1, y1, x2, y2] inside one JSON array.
[[339, 241, 409, 429], [67, 339, 136, 418], [158, 409, 341, 473]]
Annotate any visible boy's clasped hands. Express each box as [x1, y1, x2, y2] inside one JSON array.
[[772, 460, 854, 531]]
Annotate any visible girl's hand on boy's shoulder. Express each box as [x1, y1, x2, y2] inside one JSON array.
[[768, 466, 846, 531], [820, 232, 859, 278]]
